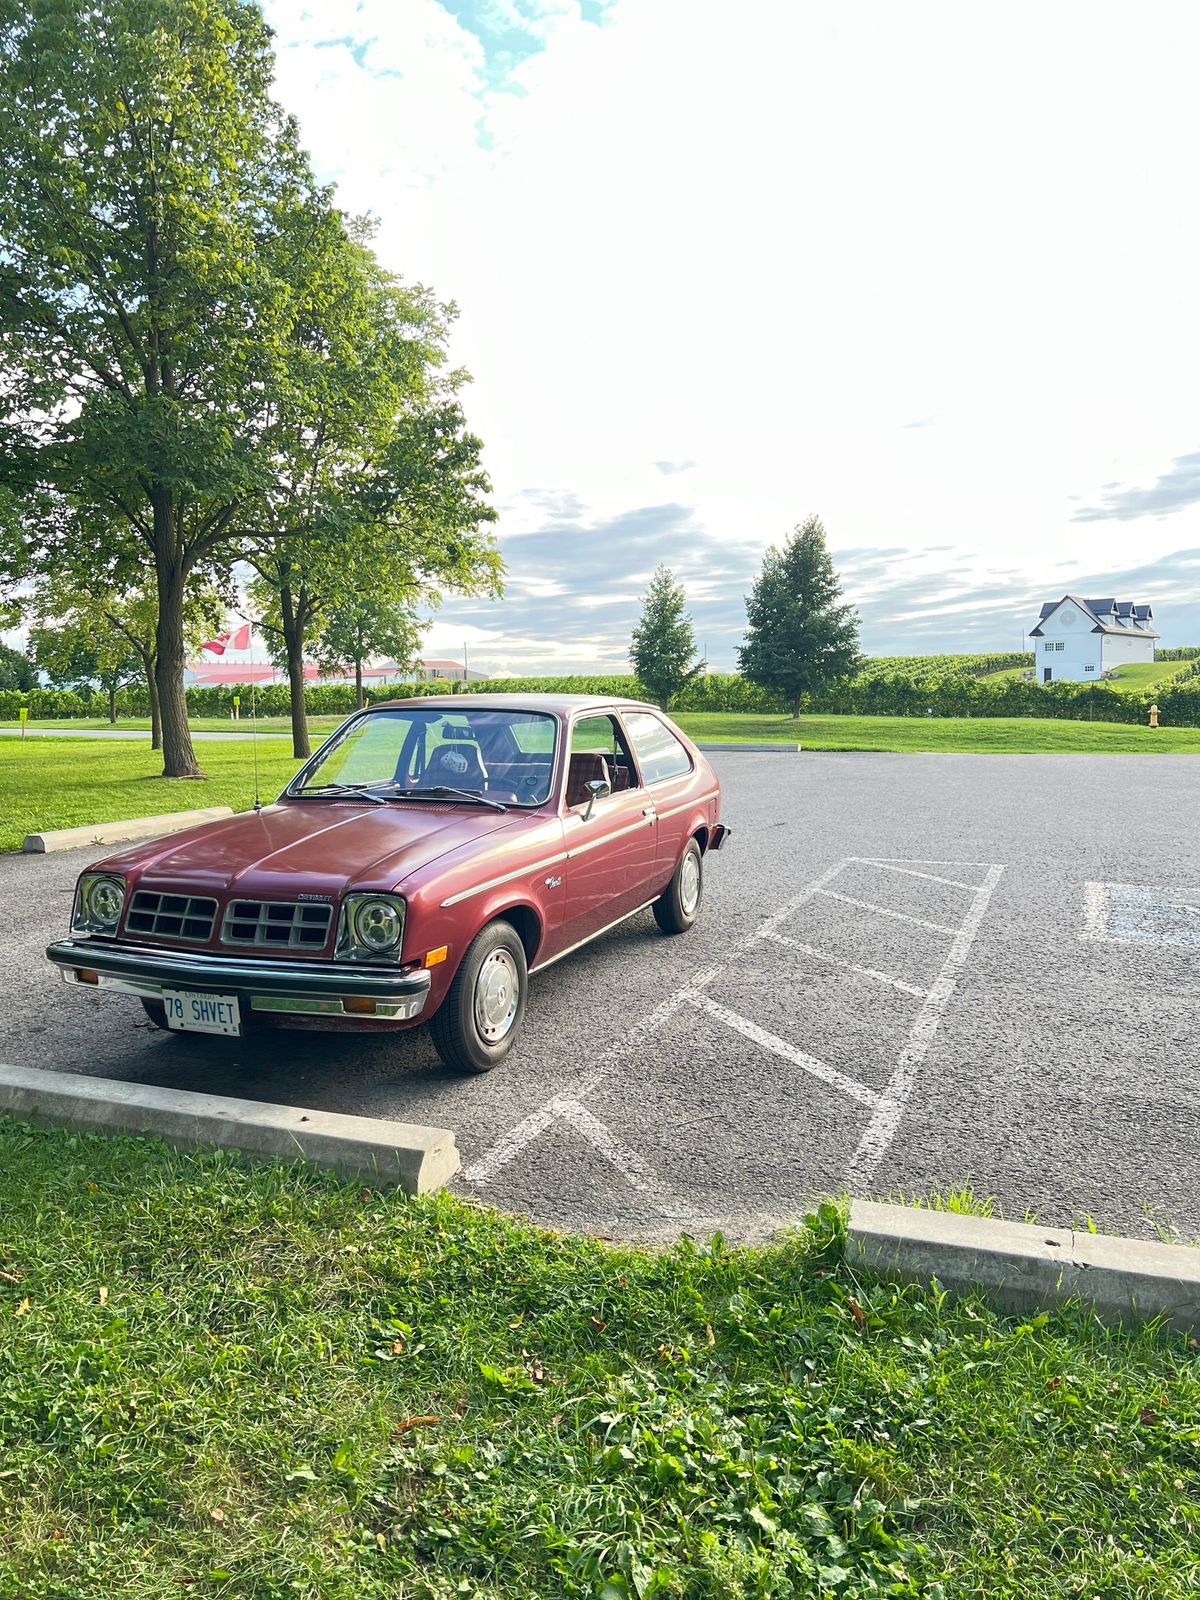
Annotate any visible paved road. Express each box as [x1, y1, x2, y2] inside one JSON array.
[[3, 752, 1198, 1244]]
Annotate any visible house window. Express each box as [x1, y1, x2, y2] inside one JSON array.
[[1055, 642, 1065, 652], [1044, 642, 1054, 653], [1084, 664, 1095, 673]]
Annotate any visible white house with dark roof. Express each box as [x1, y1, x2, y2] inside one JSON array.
[[1028, 596, 1158, 683]]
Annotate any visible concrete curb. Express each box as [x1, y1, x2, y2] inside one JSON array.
[[696, 741, 803, 752], [848, 1199, 1200, 1331], [0, 1063, 459, 1195], [22, 806, 234, 854]]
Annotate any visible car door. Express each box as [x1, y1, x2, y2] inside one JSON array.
[[621, 710, 700, 883], [558, 712, 657, 946]]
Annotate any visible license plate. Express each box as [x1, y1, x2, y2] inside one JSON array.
[[161, 989, 242, 1036]]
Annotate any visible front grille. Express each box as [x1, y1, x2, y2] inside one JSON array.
[[221, 899, 333, 950], [126, 890, 218, 943]]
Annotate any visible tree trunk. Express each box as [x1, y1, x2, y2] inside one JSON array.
[[355, 656, 364, 711], [142, 650, 162, 750], [287, 642, 309, 757], [279, 585, 310, 759], [152, 506, 203, 778], [107, 686, 117, 724], [791, 691, 803, 718]]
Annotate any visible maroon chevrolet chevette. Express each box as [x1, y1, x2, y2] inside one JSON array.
[[47, 695, 729, 1072]]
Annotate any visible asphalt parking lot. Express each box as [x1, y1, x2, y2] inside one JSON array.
[[3, 751, 1198, 1244]]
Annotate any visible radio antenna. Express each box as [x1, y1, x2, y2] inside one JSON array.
[[247, 615, 261, 813]]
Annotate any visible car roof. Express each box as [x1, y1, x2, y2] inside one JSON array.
[[367, 693, 660, 715]]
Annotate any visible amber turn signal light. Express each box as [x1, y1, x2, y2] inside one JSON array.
[[424, 946, 448, 968], [76, 969, 99, 985], [342, 996, 378, 1016]]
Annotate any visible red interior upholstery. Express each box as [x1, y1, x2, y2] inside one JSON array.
[[566, 752, 611, 808]]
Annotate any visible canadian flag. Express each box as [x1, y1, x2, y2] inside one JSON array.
[[200, 623, 252, 656]]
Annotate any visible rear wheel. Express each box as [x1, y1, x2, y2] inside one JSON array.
[[653, 838, 704, 935], [430, 920, 528, 1073]]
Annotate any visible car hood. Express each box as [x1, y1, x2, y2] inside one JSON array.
[[96, 800, 522, 899]]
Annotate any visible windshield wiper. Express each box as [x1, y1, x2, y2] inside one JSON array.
[[394, 785, 507, 812], [297, 783, 388, 805]]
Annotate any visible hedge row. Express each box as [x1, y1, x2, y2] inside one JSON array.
[[0, 672, 790, 721], [5, 664, 1200, 727]]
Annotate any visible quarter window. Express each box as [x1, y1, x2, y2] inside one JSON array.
[[624, 712, 693, 783]]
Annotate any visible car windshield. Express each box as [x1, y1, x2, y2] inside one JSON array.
[[291, 707, 559, 807]]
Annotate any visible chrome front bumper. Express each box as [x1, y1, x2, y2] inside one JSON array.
[[46, 938, 432, 1021]]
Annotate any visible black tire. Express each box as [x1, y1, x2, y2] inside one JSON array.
[[653, 838, 704, 935], [430, 920, 528, 1074], [140, 998, 168, 1029]]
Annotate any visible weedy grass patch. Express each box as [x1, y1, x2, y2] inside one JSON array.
[[1, 1123, 1198, 1598]]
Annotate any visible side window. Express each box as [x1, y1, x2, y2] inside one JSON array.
[[624, 712, 693, 784], [566, 714, 638, 804]]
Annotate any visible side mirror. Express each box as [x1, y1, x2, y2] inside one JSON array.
[[582, 777, 611, 821]]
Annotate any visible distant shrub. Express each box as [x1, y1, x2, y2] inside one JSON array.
[[9, 651, 1200, 728]]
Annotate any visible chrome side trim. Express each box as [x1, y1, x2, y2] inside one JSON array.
[[440, 852, 568, 909], [650, 790, 719, 820], [529, 898, 657, 975], [565, 816, 655, 859]]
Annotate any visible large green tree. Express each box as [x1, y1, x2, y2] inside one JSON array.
[[738, 516, 861, 717], [245, 396, 500, 757], [0, 0, 395, 777], [29, 619, 141, 723], [629, 564, 703, 709], [314, 574, 427, 713], [0, 640, 35, 691], [28, 568, 224, 744]]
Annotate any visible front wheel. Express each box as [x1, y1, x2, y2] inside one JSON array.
[[653, 838, 704, 935], [430, 920, 528, 1073]]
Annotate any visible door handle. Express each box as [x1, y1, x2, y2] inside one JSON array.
[[643, 805, 657, 818]]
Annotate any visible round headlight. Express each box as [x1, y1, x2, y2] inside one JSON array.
[[86, 876, 125, 929], [351, 897, 402, 952]]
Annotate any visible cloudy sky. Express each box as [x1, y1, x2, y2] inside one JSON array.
[[16, 0, 1200, 674], [253, 0, 1200, 671]]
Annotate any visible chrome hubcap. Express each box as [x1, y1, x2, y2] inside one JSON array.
[[475, 948, 520, 1043], [680, 850, 701, 915]]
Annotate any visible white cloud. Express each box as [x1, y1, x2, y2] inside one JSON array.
[[259, 1, 1200, 663]]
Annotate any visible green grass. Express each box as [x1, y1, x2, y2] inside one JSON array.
[[1106, 660, 1193, 691], [0, 1124, 1197, 1599], [0, 714, 336, 735], [5, 713, 1200, 851], [672, 711, 1200, 752], [0, 736, 306, 852]]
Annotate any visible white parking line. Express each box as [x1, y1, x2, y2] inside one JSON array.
[[462, 971, 719, 1186], [1080, 880, 1108, 942], [866, 862, 981, 891], [555, 1099, 697, 1222], [465, 857, 856, 1192], [464, 851, 1004, 1223], [688, 993, 882, 1108], [845, 862, 1004, 1191], [814, 888, 959, 936], [761, 930, 929, 998]]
